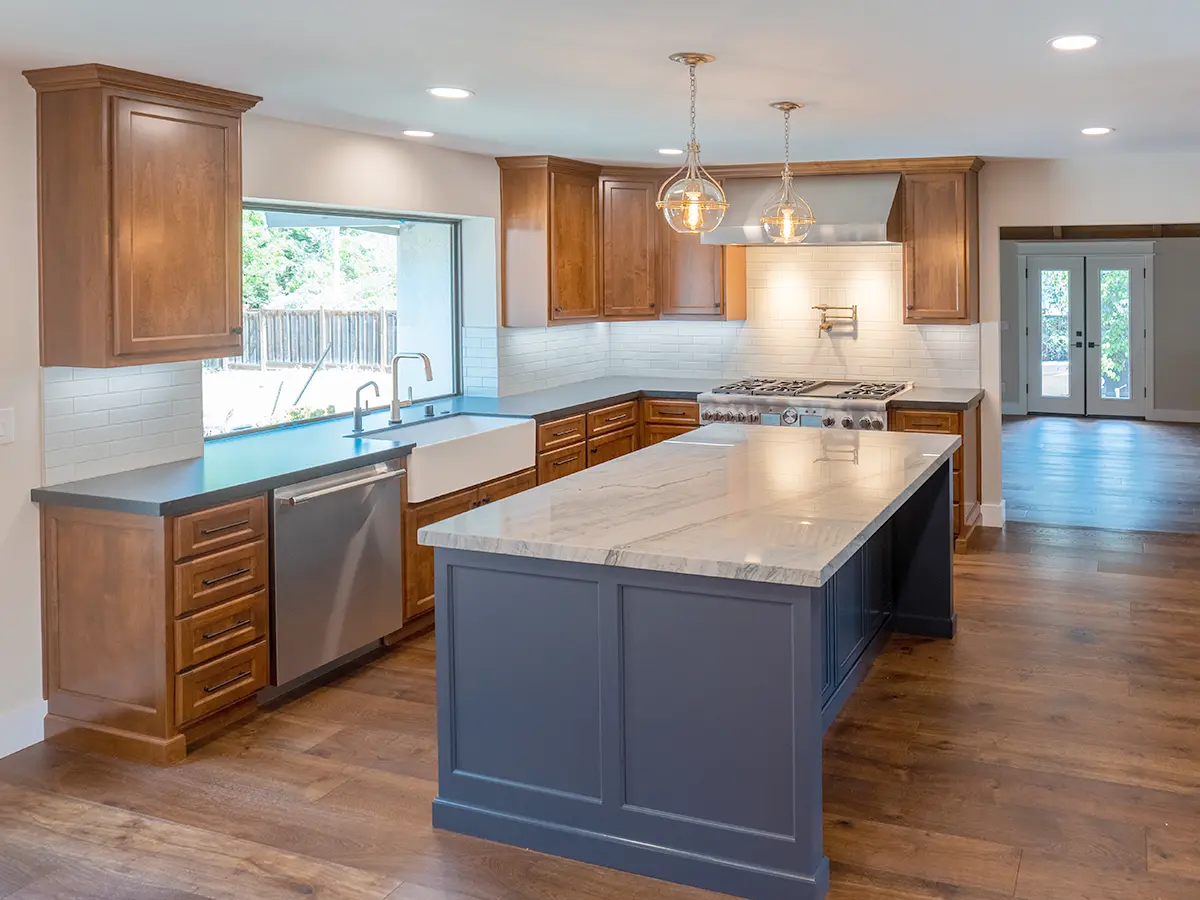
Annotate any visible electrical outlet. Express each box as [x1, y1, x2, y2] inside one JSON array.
[[0, 408, 13, 445]]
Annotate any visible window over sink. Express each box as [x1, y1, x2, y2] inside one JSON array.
[[203, 205, 462, 437]]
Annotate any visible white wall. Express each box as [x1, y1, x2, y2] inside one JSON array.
[[979, 154, 1200, 517], [608, 246, 980, 387], [1149, 238, 1200, 414], [0, 66, 46, 756]]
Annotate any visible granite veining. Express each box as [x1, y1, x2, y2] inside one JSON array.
[[419, 424, 960, 588]]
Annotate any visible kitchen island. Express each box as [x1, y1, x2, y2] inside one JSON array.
[[419, 424, 960, 900]]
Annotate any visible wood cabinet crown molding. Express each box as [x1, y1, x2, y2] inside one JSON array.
[[496, 155, 602, 176], [704, 156, 985, 179], [23, 63, 262, 112]]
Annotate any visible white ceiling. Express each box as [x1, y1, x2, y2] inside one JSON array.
[[3, 0, 1200, 164]]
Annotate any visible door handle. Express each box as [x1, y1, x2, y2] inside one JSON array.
[[1075, 341, 1083, 348], [1088, 341, 1096, 348], [282, 469, 404, 505]]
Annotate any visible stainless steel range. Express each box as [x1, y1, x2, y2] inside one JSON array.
[[698, 378, 911, 430]]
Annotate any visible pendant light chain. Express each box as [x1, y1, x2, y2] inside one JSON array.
[[783, 108, 792, 176], [657, 52, 728, 234], [689, 64, 698, 145]]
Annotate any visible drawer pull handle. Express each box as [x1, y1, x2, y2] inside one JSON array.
[[203, 670, 253, 694], [605, 414, 627, 422], [199, 518, 250, 536], [552, 429, 576, 437], [659, 410, 688, 417], [202, 619, 252, 641], [553, 456, 579, 467], [201, 567, 250, 588]]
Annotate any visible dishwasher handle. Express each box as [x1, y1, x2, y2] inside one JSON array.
[[282, 469, 404, 506]]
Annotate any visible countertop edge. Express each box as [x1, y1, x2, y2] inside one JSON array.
[[526, 387, 702, 422], [32, 443, 415, 518], [888, 389, 984, 411]]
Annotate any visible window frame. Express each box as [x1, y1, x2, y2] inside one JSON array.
[[205, 201, 464, 441]]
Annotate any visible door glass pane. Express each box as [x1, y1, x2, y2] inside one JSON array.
[[1098, 269, 1132, 400], [1039, 269, 1071, 398]]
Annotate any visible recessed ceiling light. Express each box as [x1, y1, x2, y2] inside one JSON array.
[[403, 130, 435, 138], [1081, 126, 1113, 136], [658, 148, 684, 155], [427, 86, 473, 99], [1050, 34, 1100, 51]]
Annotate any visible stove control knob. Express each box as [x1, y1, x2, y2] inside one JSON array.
[[701, 410, 712, 421], [871, 418, 885, 430], [722, 411, 735, 422], [841, 417, 855, 429], [822, 416, 835, 428], [859, 417, 872, 430], [781, 407, 799, 426], [736, 412, 747, 422], [749, 411, 760, 423]]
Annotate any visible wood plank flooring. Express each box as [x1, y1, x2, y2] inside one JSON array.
[[3, 522, 1200, 899], [1003, 415, 1200, 532]]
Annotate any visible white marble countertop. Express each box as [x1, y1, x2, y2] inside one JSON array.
[[420, 424, 961, 588]]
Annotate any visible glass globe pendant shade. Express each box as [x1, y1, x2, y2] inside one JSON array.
[[659, 150, 728, 234], [761, 173, 814, 244]]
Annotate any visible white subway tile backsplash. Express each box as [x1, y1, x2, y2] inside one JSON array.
[[41, 361, 204, 486]]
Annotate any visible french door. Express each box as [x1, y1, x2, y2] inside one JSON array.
[[1026, 254, 1146, 417]]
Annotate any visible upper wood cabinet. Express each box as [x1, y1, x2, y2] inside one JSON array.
[[24, 65, 261, 368], [659, 228, 747, 320], [601, 175, 659, 318], [901, 167, 980, 325], [499, 156, 602, 326]]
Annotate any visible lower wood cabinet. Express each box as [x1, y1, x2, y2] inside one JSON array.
[[641, 398, 699, 446], [402, 469, 538, 622], [40, 494, 271, 765], [538, 443, 588, 483], [588, 426, 638, 466], [644, 423, 696, 446], [888, 403, 981, 551]]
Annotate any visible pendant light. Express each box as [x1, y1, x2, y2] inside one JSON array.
[[761, 101, 815, 244], [657, 53, 728, 234]]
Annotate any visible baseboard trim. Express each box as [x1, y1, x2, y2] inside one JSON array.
[[981, 501, 1007, 528], [1147, 409, 1200, 424], [1001, 401, 1026, 416], [0, 699, 47, 760], [433, 799, 831, 900]]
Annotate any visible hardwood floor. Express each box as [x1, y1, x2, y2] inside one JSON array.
[[3, 522, 1200, 899], [1004, 415, 1200, 532]]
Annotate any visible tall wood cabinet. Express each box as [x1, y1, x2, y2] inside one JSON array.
[[24, 65, 261, 368], [901, 166, 981, 324], [601, 175, 659, 318]]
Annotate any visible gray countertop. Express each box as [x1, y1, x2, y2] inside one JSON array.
[[890, 387, 984, 411], [29, 377, 715, 517], [29, 376, 985, 516]]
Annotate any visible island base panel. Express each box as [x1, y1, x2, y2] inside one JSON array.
[[893, 461, 957, 638]]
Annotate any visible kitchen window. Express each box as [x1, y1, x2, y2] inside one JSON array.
[[203, 205, 461, 437]]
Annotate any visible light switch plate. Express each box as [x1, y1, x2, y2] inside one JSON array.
[[0, 408, 14, 445]]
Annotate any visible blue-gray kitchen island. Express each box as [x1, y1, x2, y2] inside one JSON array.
[[418, 424, 960, 900]]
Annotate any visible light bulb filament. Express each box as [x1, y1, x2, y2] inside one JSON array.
[[685, 193, 702, 230], [781, 207, 795, 241]]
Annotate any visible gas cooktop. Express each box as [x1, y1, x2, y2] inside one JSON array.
[[706, 379, 909, 401]]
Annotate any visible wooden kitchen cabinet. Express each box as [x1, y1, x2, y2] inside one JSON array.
[[401, 470, 539, 621], [641, 398, 700, 446], [24, 64, 261, 367], [601, 175, 659, 318], [901, 168, 980, 324], [888, 402, 981, 550], [588, 426, 639, 467], [644, 423, 696, 446], [40, 494, 272, 764], [659, 228, 747, 320], [498, 156, 603, 326], [587, 401, 638, 437]]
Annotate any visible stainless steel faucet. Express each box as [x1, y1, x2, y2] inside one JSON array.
[[353, 381, 380, 433], [389, 352, 434, 423]]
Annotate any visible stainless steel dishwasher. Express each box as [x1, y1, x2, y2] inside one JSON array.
[[271, 460, 405, 686]]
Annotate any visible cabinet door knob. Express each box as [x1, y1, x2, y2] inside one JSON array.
[[553, 306, 563, 313], [230, 326, 243, 335]]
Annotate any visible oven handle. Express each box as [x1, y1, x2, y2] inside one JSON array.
[[282, 469, 404, 506]]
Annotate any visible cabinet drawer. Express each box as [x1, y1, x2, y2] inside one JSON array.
[[175, 639, 268, 727], [174, 539, 269, 616], [538, 443, 587, 483], [587, 401, 637, 437], [476, 468, 538, 505], [588, 425, 638, 467], [172, 496, 266, 562], [537, 414, 586, 452], [643, 399, 700, 425], [891, 409, 961, 435], [175, 589, 268, 672], [644, 423, 696, 447]]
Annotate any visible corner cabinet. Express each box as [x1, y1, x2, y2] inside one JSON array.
[[24, 64, 261, 367], [499, 156, 602, 326], [601, 175, 659, 318], [901, 167, 980, 325]]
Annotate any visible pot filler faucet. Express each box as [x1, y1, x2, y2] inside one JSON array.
[[389, 352, 434, 423]]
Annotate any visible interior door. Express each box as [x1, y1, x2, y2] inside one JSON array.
[[1085, 257, 1145, 417], [1027, 257, 1086, 415]]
